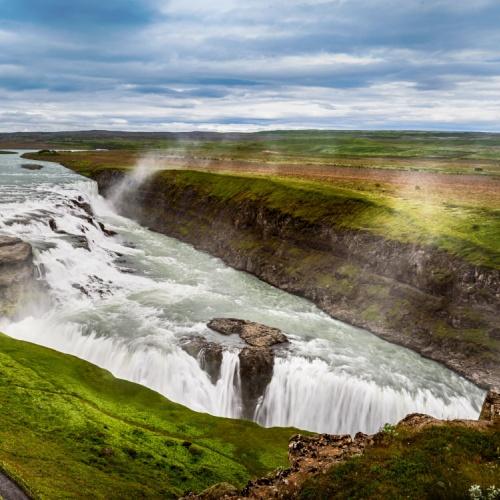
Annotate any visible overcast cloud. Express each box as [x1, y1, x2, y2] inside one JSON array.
[[0, 0, 499, 131]]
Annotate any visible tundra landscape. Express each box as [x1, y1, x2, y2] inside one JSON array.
[[1, 1, 499, 499]]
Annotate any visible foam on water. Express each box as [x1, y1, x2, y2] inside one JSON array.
[[0, 152, 485, 434]]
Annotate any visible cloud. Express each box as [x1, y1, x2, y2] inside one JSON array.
[[0, 0, 499, 131]]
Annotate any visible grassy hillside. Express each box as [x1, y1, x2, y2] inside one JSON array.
[[299, 421, 500, 499], [157, 170, 500, 269], [25, 151, 500, 269], [0, 333, 295, 499]]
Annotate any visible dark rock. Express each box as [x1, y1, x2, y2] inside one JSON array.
[[238, 347, 274, 418], [208, 318, 288, 348], [99, 447, 114, 457], [71, 197, 93, 217], [71, 283, 90, 297], [69, 235, 90, 251], [180, 336, 224, 384], [37, 149, 58, 155], [48, 218, 58, 232], [0, 235, 36, 317], [20, 163, 43, 170], [48, 219, 90, 251], [98, 221, 117, 237], [206, 318, 288, 417]]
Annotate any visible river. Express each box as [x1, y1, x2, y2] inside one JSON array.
[[0, 151, 484, 434]]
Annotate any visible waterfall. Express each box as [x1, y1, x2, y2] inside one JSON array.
[[0, 152, 485, 435], [255, 356, 477, 434]]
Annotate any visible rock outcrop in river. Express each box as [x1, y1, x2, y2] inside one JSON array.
[[182, 319, 289, 418], [0, 236, 36, 317]]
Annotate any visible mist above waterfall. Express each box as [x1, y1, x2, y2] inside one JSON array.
[[109, 153, 171, 207]]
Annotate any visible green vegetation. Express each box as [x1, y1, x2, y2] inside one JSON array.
[[299, 422, 500, 499], [5, 130, 500, 175], [0, 333, 294, 498], [164, 171, 500, 268], [154, 170, 500, 269], [0, 150, 16, 154]]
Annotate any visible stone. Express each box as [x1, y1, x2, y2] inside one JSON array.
[[0, 235, 36, 317], [238, 347, 274, 418], [205, 318, 289, 417], [69, 196, 93, 217], [180, 336, 224, 384], [207, 318, 288, 347], [20, 163, 43, 170], [98, 222, 117, 237]]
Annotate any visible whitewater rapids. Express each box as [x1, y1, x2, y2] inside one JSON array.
[[0, 152, 484, 434]]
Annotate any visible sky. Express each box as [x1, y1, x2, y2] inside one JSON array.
[[0, 0, 499, 132]]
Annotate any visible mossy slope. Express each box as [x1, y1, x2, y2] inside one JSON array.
[[299, 422, 500, 499], [0, 333, 294, 499]]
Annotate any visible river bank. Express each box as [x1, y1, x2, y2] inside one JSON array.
[[23, 151, 499, 389]]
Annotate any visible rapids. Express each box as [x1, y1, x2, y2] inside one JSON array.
[[0, 151, 485, 434]]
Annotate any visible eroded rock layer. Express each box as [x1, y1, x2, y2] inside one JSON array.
[[0, 236, 36, 317]]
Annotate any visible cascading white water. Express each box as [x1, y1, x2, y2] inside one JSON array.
[[255, 356, 477, 434], [0, 151, 485, 435]]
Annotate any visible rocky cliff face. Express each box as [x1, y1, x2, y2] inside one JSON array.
[[0, 236, 36, 317], [89, 169, 499, 389]]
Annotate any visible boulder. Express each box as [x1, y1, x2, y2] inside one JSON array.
[[180, 336, 224, 384], [207, 318, 289, 418], [20, 163, 43, 170], [70, 196, 93, 217], [98, 222, 117, 237], [0, 236, 36, 317], [239, 347, 274, 418], [207, 318, 288, 347]]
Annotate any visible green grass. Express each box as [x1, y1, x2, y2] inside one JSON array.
[[0, 333, 295, 499], [8, 130, 500, 175], [157, 170, 500, 269], [299, 422, 500, 499]]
